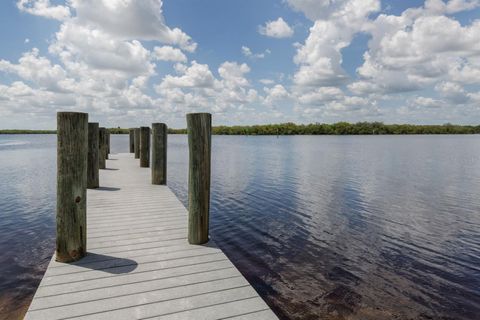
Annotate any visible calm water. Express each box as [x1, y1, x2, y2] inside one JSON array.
[[0, 134, 479, 319]]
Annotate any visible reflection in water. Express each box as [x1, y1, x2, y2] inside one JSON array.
[[0, 134, 480, 319]]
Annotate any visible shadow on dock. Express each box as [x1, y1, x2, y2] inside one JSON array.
[[69, 253, 138, 274], [96, 187, 121, 191]]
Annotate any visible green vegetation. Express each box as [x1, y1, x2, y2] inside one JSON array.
[[2, 122, 480, 135], [0, 129, 56, 134], [168, 122, 480, 135]]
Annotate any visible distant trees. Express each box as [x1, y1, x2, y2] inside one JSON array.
[[2, 122, 479, 135], [169, 122, 480, 135], [0, 129, 56, 134]]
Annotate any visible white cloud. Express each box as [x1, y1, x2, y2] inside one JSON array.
[[353, 2, 480, 98], [293, 0, 380, 88], [241, 46, 270, 59], [411, 96, 444, 108], [159, 61, 216, 89], [264, 84, 290, 106], [17, 0, 70, 20], [425, 0, 480, 14], [259, 79, 275, 85], [153, 46, 187, 62], [0, 48, 69, 92], [259, 17, 294, 38], [4, 0, 480, 126], [286, 0, 345, 21], [297, 87, 344, 105], [69, 0, 197, 52], [435, 81, 470, 104], [290, 0, 480, 121], [155, 61, 259, 114]]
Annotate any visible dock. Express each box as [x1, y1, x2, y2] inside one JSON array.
[[25, 153, 278, 319]]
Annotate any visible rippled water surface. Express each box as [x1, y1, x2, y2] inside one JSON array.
[[1, 134, 480, 319]]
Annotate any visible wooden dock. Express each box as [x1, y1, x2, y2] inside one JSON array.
[[25, 153, 278, 320]]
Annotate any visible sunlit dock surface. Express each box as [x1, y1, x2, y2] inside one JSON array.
[[25, 153, 277, 320]]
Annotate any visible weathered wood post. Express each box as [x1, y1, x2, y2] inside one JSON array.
[[129, 128, 135, 153], [152, 123, 167, 185], [134, 128, 140, 159], [56, 112, 88, 262], [105, 130, 110, 160], [140, 126, 150, 167], [187, 113, 211, 245], [87, 122, 99, 189], [99, 127, 106, 169]]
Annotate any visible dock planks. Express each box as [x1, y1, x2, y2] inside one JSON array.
[[25, 153, 277, 320]]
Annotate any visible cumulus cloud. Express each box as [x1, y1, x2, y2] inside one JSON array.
[[1, 0, 200, 126], [0, 48, 69, 92], [411, 96, 444, 108], [289, 0, 480, 121], [156, 61, 258, 114], [4, 0, 480, 126], [351, 1, 480, 104], [17, 0, 70, 20], [241, 46, 271, 59], [293, 0, 380, 88], [69, 0, 197, 52], [264, 84, 291, 106], [153, 46, 187, 62], [259, 17, 294, 38]]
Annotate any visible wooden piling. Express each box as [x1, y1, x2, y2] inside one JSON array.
[[99, 127, 106, 169], [129, 129, 135, 153], [56, 112, 88, 263], [134, 128, 140, 159], [186, 113, 211, 245], [87, 122, 99, 189], [140, 126, 150, 168], [151, 123, 167, 185], [105, 130, 110, 160]]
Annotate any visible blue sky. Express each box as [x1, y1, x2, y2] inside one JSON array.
[[0, 0, 479, 129]]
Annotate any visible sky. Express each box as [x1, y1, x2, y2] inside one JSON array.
[[0, 0, 480, 129]]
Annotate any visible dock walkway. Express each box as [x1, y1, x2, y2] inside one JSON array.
[[25, 153, 278, 320]]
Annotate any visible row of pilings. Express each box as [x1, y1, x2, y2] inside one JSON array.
[[56, 112, 211, 263]]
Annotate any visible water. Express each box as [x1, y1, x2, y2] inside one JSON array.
[[1, 134, 480, 319]]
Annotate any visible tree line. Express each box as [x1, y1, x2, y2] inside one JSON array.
[[2, 122, 480, 135], [168, 122, 480, 135]]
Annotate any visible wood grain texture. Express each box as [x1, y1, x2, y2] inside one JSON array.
[[56, 112, 88, 263], [140, 126, 150, 168], [134, 128, 140, 159], [186, 113, 211, 245], [151, 123, 167, 185], [87, 123, 99, 189], [105, 131, 110, 160], [98, 128, 106, 169], [129, 129, 135, 153], [25, 153, 278, 320]]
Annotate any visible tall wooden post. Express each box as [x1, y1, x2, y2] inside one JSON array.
[[87, 122, 99, 189], [129, 129, 135, 153], [140, 126, 150, 168], [152, 123, 167, 185], [99, 127, 106, 169], [105, 130, 110, 160], [56, 112, 88, 262], [186, 113, 211, 245], [134, 128, 140, 159]]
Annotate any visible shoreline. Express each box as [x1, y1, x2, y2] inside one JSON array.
[[1, 122, 480, 135]]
